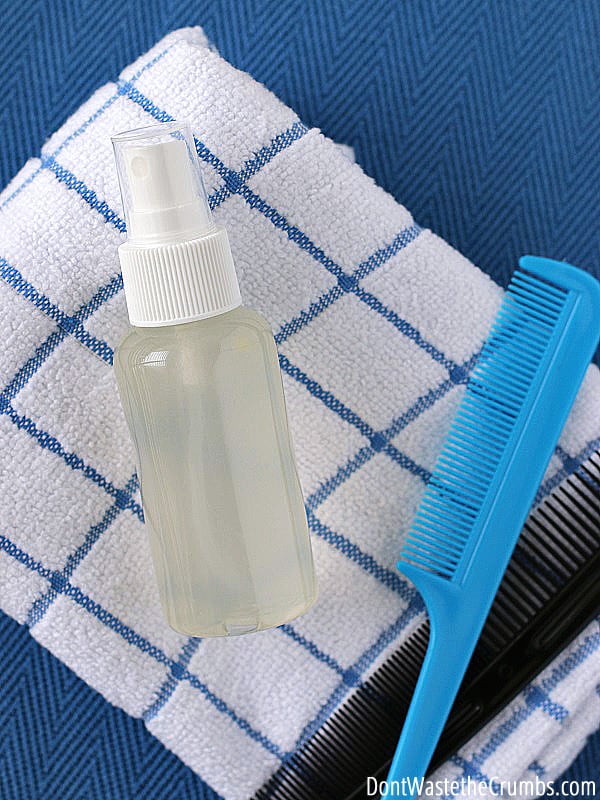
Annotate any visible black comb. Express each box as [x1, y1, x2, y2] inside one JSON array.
[[255, 451, 600, 800]]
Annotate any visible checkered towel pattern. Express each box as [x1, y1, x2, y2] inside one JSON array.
[[0, 28, 598, 800]]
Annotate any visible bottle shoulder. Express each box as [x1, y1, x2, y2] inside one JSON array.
[[115, 305, 274, 364]]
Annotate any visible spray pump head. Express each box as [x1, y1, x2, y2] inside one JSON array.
[[112, 121, 240, 326], [113, 122, 214, 245]]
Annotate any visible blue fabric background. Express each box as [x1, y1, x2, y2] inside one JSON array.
[[1, 0, 598, 796]]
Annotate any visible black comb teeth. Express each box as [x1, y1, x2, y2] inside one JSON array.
[[254, 452, 600, 800]]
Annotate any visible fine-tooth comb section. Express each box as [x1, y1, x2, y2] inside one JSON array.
[[254, 453, 600, 800], [400, 269, 569, 580]]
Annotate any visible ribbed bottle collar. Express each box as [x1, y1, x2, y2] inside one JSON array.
[[118, 227, 242, 327]]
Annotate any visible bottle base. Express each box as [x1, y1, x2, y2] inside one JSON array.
[[166, 589, 318, 638]]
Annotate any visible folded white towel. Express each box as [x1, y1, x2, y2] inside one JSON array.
[[0, 27, 598, 800]]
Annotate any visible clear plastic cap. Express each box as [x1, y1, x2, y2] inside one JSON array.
[[112, 122, 214, 245]]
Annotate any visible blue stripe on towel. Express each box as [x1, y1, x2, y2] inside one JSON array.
[[42, 156, 127, 232], [441, 628, 600, 798], [0, 534, 287, 762], [143, 637, 202, 722], [3, 405, 144, 520], [306, 509, 416, 599], [0, 258, 116, 365], [0, 610, 222, 799], [27, 473, 140, 627], [292, 596, 425, 749]]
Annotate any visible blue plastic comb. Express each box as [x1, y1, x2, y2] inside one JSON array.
[[382, 256, 600, 798]]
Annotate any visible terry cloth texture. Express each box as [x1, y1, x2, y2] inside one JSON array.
[[0, 28, 598, 800]]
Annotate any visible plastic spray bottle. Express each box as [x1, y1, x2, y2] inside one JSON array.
[[112, 122, 317, 636]]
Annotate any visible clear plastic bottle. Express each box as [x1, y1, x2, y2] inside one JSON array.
[[112, 123, 317, 636]]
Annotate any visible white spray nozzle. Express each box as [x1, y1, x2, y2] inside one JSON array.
[[112, 122, 214, 245], [112, 121, 241, 327]]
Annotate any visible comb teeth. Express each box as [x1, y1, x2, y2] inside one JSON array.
[[254, 453, 600, 800], [401, 269, 569, 580]]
